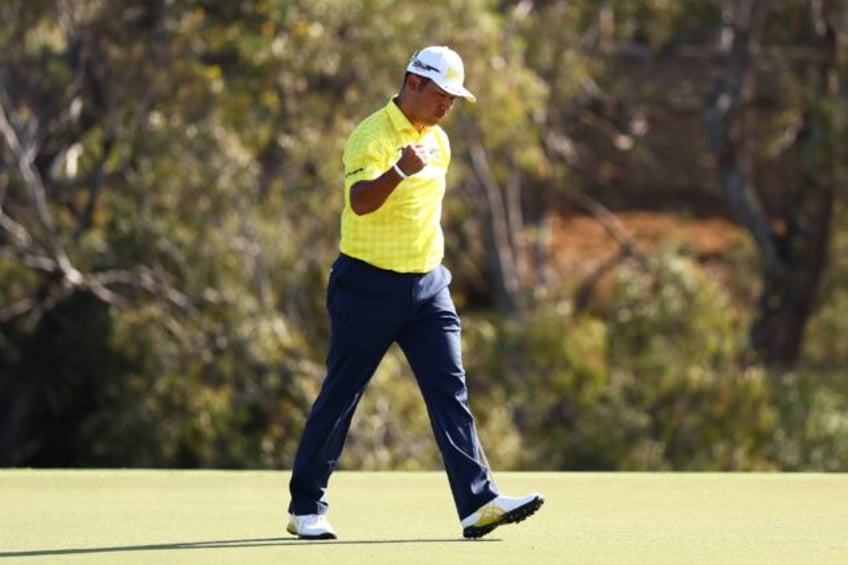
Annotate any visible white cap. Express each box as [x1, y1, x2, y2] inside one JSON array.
[[406, 46, 476, 102]]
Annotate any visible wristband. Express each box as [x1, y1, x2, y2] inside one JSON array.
[[392, 161, 408, 179]]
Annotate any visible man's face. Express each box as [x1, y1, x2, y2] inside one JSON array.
[[411, 77, 457, 126]]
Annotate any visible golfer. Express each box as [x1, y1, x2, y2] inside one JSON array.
[[286, 46, 543, 540]]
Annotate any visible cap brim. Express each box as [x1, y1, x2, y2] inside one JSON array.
[[436, 81, 477, 103]]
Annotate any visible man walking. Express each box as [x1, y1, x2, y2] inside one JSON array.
[[286, 46, 543, 540]]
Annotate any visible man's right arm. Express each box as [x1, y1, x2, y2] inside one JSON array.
[[350, 143, 429, 215]]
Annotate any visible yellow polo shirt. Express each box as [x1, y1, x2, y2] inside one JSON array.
[[340, 98, 450, 273]]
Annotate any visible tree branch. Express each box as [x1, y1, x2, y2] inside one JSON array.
[[469, 140, 523, 313], [702, 0, 779, 268]]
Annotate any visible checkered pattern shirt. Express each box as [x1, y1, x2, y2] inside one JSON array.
[[340, 98, 450, 273]]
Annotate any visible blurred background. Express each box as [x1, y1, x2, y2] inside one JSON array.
[[1, 0, 846, 471]]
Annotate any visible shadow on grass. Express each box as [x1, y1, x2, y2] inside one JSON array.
[[0, 536, 500, 558]]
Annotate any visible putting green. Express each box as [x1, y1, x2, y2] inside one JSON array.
[[1, 471, 846, 564]]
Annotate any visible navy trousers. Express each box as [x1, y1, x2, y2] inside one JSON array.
[[288, 254, 499, 519]]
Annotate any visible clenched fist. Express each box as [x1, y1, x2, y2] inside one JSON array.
[[396, 142, 430, 177]]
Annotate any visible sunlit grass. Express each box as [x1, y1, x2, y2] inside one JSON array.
[[1, 470, 846, 564]]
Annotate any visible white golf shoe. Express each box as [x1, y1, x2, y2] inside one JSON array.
[[286, 513, 337, 540], [461, 492, 544, 539]]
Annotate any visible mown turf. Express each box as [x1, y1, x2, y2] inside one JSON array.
[[1, 470, 846, 564]]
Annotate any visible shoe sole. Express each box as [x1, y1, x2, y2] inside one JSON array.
[[462, 495, 545, 539], [286, 524, 337, 540], [293, 532, 337, 540]]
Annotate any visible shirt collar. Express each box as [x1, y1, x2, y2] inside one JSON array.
[[386, 97, 430, 138]]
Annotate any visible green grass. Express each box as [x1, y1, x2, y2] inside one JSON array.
[[1, 470, 846, 564]]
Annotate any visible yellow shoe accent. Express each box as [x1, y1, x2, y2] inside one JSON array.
[[476, 503, 506, 527]]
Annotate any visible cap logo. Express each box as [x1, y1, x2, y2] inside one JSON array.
[[411, 58, 441, 74], [445, 66, 462, 81]]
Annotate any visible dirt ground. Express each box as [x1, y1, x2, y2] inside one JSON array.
[[550, 211, 744, 274]]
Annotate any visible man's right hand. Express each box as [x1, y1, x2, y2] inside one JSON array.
[[350, 143, 432, 216], [396, 142, 430, 177]]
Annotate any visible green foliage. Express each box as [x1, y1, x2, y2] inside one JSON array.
[[604, 252, 778, 470], [768, 369, 848, 471], [463, 251, 786, 471], [69, 300, 324, 468], [1, 0, 846, 472], [803, 204, 848, 365]]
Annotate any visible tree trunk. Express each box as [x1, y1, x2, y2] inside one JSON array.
[[751, 0, 840, 365], [704, 0, 840, 367]]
